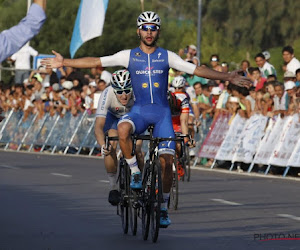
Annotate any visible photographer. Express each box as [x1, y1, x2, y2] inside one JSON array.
[[185, 45, 200, 66]]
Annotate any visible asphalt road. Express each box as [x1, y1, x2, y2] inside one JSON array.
[[0, 150, 300, 250]]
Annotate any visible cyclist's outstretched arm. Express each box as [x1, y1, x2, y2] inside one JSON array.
[[193, 66, 251, 87], [42, 50, 101, 68], [168, 51, 252, 88], [42, 50, 130, 69]]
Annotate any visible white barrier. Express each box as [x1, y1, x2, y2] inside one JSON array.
[[268, 114, 300, 167], [215, 114, 246, 162], [232, 114, 268, 164], [288, 135, 300, 167], [196, 112, 300, 177]]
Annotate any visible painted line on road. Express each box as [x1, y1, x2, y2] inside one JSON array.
[[211, 198, 243, 206], [50, 173, 72, 178], [99, 180, 109, 183], [277, 214, 300, 221], [0, 165, 20, 170], [2, 150, 299, 182]]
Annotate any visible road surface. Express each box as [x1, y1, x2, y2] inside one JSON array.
[[0, 151, 299, 250]]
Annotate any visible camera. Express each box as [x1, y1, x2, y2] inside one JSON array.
[[184, 46, 189, 54]]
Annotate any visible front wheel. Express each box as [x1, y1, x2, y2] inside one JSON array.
[[142, 160, 151, 241], [185, 146, 191, 182], [129, 191, 138, 236], [150, 159, 162, 243]]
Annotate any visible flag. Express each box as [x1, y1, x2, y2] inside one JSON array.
[[70, 0, 109, 58]]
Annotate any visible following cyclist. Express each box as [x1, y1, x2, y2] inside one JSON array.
[[168, 76, 190, 177], [42, 11, 251, 228], [94, 69, 143, 206]]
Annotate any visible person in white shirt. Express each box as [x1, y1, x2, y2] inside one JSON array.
[[282, 46, 300, 74], [273, 81, 288, 116], [255, 52, 276, 78], [11, 44, 38, 85]]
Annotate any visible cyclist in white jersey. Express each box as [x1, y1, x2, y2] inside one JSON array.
[[42, 11, 251, 227], [95, 69, 141, 206]]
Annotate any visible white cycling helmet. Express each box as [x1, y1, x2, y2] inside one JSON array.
[[137, 11, 161, 28], [172, 76, 186, 88], [111, 69, 132, 90]]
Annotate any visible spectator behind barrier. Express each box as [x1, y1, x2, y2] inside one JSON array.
[[282, 46, 300, 74], [248, 67, 266, 91]]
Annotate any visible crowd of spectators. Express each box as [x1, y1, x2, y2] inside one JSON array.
[[1, 44, 300, 125], [0, 46, 112, 121], [172, 45, 300, 123]]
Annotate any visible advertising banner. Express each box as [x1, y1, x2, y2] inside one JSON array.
[[215, 114, 246, 161], [198, 113, 231, 159], [269, 114, 300, 167], [232, 114, 268, 163], [252, 116, 287, 165]]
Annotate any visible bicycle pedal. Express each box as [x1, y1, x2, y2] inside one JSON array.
[[132, 202, 140, 209]]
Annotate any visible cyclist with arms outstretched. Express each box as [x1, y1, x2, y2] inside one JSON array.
[[42, 11, 251, 228]]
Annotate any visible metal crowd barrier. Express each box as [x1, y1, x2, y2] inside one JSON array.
[[0, 109, 100, 155], [0, 109, 213, 157]]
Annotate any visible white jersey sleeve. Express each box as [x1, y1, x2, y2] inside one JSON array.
[[167, 51, 196, 75], [100, 50, 131, 68], [96, 87, 112, 118]]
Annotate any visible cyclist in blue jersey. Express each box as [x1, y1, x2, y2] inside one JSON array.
[[42, 11, 251, 227]]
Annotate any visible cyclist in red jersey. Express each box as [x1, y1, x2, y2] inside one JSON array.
[[169, 76, 190, 139], [169, 76, 190, 176]]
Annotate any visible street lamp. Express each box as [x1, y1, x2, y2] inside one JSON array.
[[197, 0, 202, 63]]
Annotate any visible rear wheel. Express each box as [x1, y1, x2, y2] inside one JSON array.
[[185, 146, 191, 182]]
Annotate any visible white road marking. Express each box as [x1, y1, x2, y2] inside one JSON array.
[[51, 173, 72, 178], [99, 180, 109, 183], [277, 214, 300, 221], [0, 165, 20, 170], [211, 198, 243, 206]]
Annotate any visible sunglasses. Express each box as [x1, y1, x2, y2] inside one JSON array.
[[140, 24, 159, 31], [114, 89, 132, 95]]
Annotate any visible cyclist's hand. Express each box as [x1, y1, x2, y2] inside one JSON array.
[[228, 70, 252, 88], [101, 144, 112, 156], [41, 50, 64, 69], [189, 139, 196, 148]]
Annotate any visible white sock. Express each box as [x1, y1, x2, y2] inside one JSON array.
[[162, 193, 170, 209], [125, 156, 140, 174], [107, 173, 117, 190]]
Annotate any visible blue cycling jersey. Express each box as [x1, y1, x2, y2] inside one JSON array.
[[100, 47, 196, 155], [128, 47, 169, 106]]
